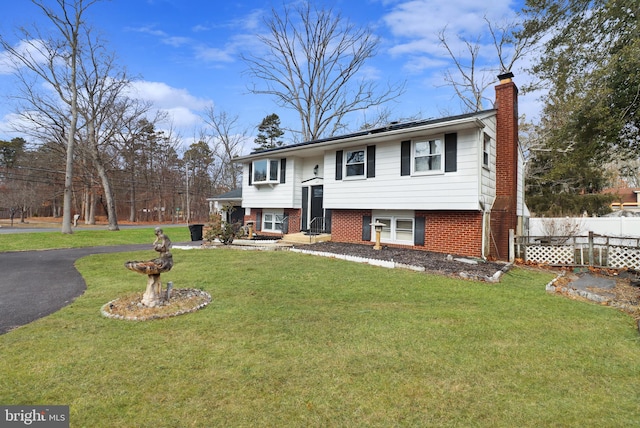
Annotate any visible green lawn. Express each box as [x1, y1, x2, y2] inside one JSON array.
[[0, 238, 639, 426], [0, 226, 192, 252]]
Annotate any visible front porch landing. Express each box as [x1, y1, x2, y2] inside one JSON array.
[[281, 232, 332, 245]]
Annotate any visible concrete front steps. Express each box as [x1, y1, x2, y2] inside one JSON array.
[[281, 232, 332, 244]]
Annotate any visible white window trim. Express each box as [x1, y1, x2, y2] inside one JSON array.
[[344, 147, 366, 180], [372, 215, 415, 244], [412, 137, 444, 176], [483, 133, 491, 169], [262, 211, 284, 233], [252, 159, 280, 184]]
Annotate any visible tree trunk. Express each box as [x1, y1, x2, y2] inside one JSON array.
[[61, 19, 79, 235], [88, 190, 96, 225], [87, 121, 119, 231], [129, 175, 136, 223], [61, 128, 75, 234], [94, 161, 119, 230]]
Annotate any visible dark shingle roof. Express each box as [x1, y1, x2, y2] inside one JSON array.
[[248, 110, 494, 156], [209, 188, 242, 200]]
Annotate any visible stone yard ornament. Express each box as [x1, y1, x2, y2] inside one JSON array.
[[125, 227, 174, 307]]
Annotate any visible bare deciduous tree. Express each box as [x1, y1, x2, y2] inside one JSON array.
[[243, 1, 404, 142], [438, 16, 534, 113], [77, 31, 136, 231], [201, 107, 246, 191], [0, 0, 101, 233]]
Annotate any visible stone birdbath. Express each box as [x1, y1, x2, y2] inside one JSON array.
[[125, 227, 174, 307]]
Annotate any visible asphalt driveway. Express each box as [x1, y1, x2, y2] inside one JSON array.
[[0, 245, 149, 334]]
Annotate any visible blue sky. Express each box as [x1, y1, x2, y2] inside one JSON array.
[[0, 0, 535, 150]]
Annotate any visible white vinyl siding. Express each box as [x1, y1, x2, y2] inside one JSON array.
[[242, 157, 324, 211], [480, 119, 497, 208], [324, 128, 483, 211], [243, 160, 296, 208]]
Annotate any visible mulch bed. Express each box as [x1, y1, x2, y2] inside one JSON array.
[[293, 241, 508, 279]]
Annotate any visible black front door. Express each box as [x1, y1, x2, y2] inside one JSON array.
[[310, 185, 324, 232]]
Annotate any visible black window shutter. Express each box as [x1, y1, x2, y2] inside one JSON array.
[[324, 209, 332, 233], [445, 133, 457, 172], [280, 158, 286, 183], [362, 215, 371, 241], [301, 187, 309, 230], [248, 163, 253, 185], [400, 140, 411, 176], [335, 150, 343, 180], [414, 216, 425, 246], [367, 145, 376, 178]]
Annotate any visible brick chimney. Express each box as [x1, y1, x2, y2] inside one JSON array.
[[490, 72, 519, 260]]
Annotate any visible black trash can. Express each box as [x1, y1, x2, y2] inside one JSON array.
[[188, 224, 204, 241]]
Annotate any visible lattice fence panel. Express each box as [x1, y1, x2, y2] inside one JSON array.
[[524, 245, 574, 265], [607, 246, 640, 269]]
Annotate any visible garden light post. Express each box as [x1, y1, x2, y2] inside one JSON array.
[[371, 220, 385, 250]]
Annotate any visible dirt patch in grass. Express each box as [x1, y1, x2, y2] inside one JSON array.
[[547, 266, 640, 322], [101, 288, 211, 321]]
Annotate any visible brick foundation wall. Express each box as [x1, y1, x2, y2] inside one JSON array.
[[421, 211, 483, 257], [330, 209, 372, 243], [489, 206, 516, 260], [330, 209, 483, 257], [284, 208, 301, 234], [243, 208, 301, 235]]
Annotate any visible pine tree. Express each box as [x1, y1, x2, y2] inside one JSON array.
[[254, 113, 285, 151]]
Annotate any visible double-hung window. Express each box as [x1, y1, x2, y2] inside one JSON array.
[[483, 133, 490, 168], [345, 148, 365, 177], [252, 159, 280, 184], [414, 139, 442, 173], [373, 216, 414, 244], [263, 212, 284, 232]]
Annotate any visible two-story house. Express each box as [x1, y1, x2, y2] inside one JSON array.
[[233, 73, 527, 260]]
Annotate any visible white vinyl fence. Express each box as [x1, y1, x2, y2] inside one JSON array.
[[528, 217, 640, 238]]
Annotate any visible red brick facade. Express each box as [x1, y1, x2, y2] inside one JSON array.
[[330, 209, 372, 243], [330, 209, 483, 257], [284, 208, 301, 234], [421, 211, 483, 257], [244, 208, 302, 236]]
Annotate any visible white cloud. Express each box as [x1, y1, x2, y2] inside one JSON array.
[[127, 80, 212, 129], [130, 80, 210, 109], [385, 0, 515, 38], [401, 55, 450, 74], [128, 25, 193, 48], [383, 0, 518, 65], [0, 112, 25, 139], [195, 46, 235, 63], [233, 9, 263, 31], [0, 39, 50, 75], [162, 106, 203, 128]]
